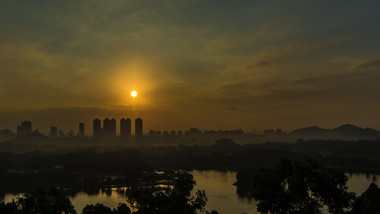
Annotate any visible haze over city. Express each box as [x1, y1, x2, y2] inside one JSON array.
[[0, 1, 379, 134]]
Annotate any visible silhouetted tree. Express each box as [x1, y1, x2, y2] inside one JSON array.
[[0, 188, 77, 214], [113, 203, 131, 214], [82, 203, 112, 214], [350, 183, 380, 214], [127, 172, 208, 214], [17, 188, 76, 214], [0, 201, 19, 214], [236, 159, 355, 214]]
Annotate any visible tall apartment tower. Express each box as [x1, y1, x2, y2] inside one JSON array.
[[79, 122, 84, 137], [120, 118, 131, 137], [17, 121, 32, 136], [103, 118, 116, 137], [135, 118, 143, 137], [50, 126, 57, 137], [93, 118, 101, 137]]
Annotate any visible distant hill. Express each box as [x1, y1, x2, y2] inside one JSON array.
[[292, 126, 329, 135], [333, 124, 380, 139], [292, 124, 380, 140]]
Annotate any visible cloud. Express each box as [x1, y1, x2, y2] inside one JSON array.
[[355, 59, 380, 70], [246, 60, 273, 70], [219, 83, 247, 90], [245, 36, 357, 75]]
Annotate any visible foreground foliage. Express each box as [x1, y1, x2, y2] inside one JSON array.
[[0, 171, 218, 214], [235, 159, 380, 214], [0, 188, 77, 214]]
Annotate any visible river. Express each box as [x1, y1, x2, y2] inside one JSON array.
[[3, 170, 379, 213]]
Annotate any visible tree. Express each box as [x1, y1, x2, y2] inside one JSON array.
[[350, 183, 380, 214], [0, 201, 19, 214], [80, 171, 211, 214], [236, 159, 355, 214], [0, 188, 77, 214], [18, 188, 77, 214], [82, 203, 113, 214], [127, 171, 208, 214], [113, 203, 131, 214]]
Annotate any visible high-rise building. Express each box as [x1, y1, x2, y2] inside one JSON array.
[[67, 130, 74, 137], [17, 121, 32, 136], [93, 118, 101, 137], [135, 118, 143, 137], [50, 126, 57, 137], [103, 118, 116, 137], [58, 130, 65, 138], [120, 118, 131, 137], [79, 123, 84, 137]]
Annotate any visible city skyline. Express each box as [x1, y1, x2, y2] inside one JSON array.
[[0, 1, 379, 132], [4, 118, 380, 138], [8, 117, 244, 136]]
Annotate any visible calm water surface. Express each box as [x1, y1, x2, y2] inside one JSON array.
[[3, 170, 379, 214]]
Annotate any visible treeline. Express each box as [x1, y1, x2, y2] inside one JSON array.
[[1, 139, 380, 173]]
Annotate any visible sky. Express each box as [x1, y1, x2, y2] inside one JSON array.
[[0, 0, 380, 134]]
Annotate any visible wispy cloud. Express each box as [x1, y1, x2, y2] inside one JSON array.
[[356, 59, 380, 70]]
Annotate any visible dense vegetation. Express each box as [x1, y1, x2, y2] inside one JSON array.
[[235, 159, 380, 214], [1, 139, 380, 199], [1, 139, 380, 213], [0, 171, 218, 214], [1, 139, 380, 173]]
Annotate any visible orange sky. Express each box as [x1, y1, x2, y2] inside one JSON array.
[[0, 1, 380, 135]]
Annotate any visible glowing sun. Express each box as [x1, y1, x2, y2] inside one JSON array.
[[131, 90, 137, 98]]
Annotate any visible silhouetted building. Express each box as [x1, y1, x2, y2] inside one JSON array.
[[17, 121, 32, 136], [58, 130, 65, 138], [67, 130, 74, 137], [148, 130, 155, 136], [79, 123, 84, 137], [93, 118, 101, 137], [187, 128, 201, 135], [120, 118, 131, 137], [1, 129, 13, 137], [50, 126, 57, 137], [135, 118, 143, 136], [103, 118, 116, 137]]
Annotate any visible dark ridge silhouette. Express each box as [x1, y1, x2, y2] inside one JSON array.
[[333, 124, 380, 138], [292, 124, 380, 140], [292, 126, 327, 135]]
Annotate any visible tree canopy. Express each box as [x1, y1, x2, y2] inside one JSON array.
[[236, 159, 356, 214]]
